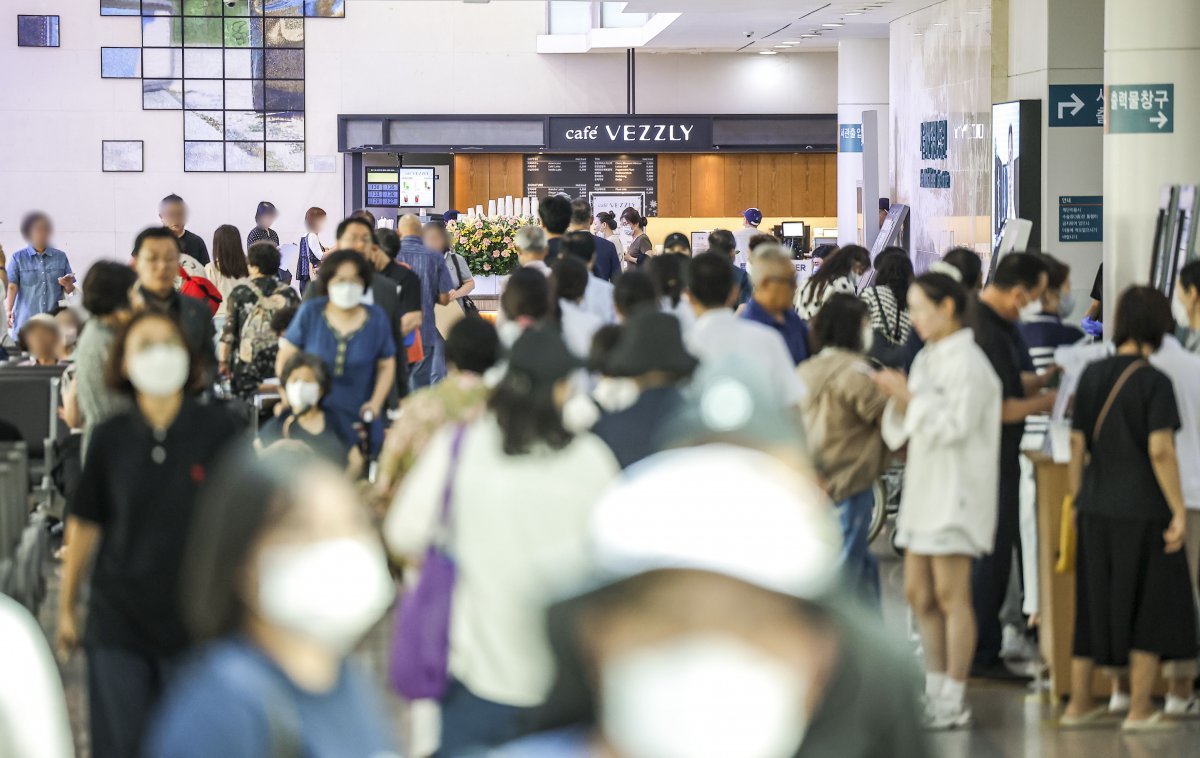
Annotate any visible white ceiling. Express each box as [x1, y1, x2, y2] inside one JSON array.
[[619, 0, 945, 53]]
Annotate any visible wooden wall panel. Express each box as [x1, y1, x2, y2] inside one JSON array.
[[755, 154, 793, 217], [722, 154, 759, 217], [690, 154, 726, 217], [657, 154, 693, 217], [453, 152, 835, 218]]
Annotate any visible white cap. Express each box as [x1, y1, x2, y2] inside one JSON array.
[[587, 445, 842, 600]]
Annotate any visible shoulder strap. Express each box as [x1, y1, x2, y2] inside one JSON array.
[[433, 424, 468, 546], [1092, 359, 1145, 442]]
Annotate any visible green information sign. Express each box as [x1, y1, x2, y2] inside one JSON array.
[[1107, 84, 1174, 133]]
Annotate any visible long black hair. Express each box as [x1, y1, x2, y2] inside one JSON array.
[[872, 247, 914, 310], [648, 253, 689, 308], [488, 370, 572, 456], [801, 245, 870, 308]]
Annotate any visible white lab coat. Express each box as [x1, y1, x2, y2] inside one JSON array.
[[882, 328, 1002, 556]]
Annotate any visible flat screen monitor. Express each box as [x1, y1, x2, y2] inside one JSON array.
[[813, 236, 838, 249], [366, 166, 436, 208], [782, 221, 806, 238]]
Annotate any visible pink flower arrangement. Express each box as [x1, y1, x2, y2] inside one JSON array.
[[447, 215, 536, 277]]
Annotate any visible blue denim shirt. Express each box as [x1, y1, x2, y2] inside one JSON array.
[[741, 297, 810, 365], [395, 235, 453, 346], [6, 245, 72, 338]]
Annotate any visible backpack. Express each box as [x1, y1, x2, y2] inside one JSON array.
[[238, 285, 291, 364], [178, 267, 223, 316]]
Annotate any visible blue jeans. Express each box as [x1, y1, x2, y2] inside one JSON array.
[[836, 488, 880, 607], [410, 331, 446, 390], [437, 679, 533, 757]]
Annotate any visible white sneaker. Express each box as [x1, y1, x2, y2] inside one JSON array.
[[1165, 695, 1200, 718], [1108, 692, 1131, 714], [923, 699, 973, 731]]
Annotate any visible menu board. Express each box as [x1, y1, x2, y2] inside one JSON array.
[[524, 155, 658, 216], [366, 166, 436, 208]]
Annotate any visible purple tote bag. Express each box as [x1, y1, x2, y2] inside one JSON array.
[[388, 424, 467, 700]]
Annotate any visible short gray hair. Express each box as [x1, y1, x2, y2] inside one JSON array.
[[750, 243, 795, 287], [515, 225, 547, 254]]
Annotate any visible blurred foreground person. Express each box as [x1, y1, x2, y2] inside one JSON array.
[[386, 328, 619, 756], [875, 268, 1001, 730], [494, 445, 930, 758], [145, 451, 396, 757], [0, 593, 73, 757], [56, 311, 243, 757]]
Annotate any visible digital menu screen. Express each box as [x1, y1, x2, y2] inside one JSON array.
[[366, 166, 436, 208]]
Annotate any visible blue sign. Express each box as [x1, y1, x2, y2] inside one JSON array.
[[838, 123, 863, 153], [1059, 196, 1103, 242], [1048, 84, 1104, 127]]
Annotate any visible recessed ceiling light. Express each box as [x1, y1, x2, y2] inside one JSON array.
[[845, 11, 862, 16], [758, 50, 778, 55], [933, 22, 947, 27], [774, 44, 791, 48], [822, 22, 844, 27], [800, 33, 819, 38]]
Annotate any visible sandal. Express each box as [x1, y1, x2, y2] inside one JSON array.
[[1121, 712, 1180, 732], [1059, 706, 1112, 730]]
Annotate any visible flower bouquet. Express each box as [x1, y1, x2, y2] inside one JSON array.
[[446, 215, 536, 277]]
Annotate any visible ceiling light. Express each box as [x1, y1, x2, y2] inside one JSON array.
[[845, 11, 862, 16], [822, 22, 844, 27], [774, 44, 791, 48], [800, 33, 819, 38], [933, 22, 947, 27], [759, 50, 778, 55]]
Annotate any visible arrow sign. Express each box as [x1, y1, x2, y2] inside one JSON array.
[[1048, 84, 1104, 127], [1058, 93, 1084, 119], [1108, 84, 1175, 134]]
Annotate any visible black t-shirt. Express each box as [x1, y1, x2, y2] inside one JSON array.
[[1072, 356, 1180, 520], [73, 398, 242, 655], [1090, 264, 1104, 321], [259, 411, 351, 466], [972, 300, 1027, 464], [545, 236, 563, 267], [179, 229, 210, 266], [380, 261, 424, 315]]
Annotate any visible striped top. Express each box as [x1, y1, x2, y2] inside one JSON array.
[[1017, 313, 1085, 436], [862, 285, 913, 347]]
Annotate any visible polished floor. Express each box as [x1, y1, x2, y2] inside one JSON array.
[[41, 524, 1200, 757]]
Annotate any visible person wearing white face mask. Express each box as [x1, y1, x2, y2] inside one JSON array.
[[386, 328, 619, 757], [277, 249, 397, 456], [258, 352, 363, 477], [491, 445, 931, 758], [797, 294, 893, 607], [145, 449, 399, 758], [1174, 260, 1200, 354], [51, 305, 82, 361], [56, 310, 244, 758]]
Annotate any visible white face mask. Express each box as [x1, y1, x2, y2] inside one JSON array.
[[602, 635, 809, 758], [328, 281, 365, 309], [1057, 292, 1077, 320], [860, 324, 875, 353], [128, 344, 190, 397], [286, 380, 321, 413], [1173, 292, 1191, 330], [1018, 297, 1042, 321], [257, 538, 393, 655], [561, 392, 600, 433]]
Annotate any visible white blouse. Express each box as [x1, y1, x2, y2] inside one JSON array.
[[881, 328, 1002, 554]]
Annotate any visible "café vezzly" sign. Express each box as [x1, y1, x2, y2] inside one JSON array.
[[548, 117, 712, 152]]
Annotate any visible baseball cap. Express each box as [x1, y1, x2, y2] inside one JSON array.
[[743, 207, 763, 225], [586, 444, 841, 600]]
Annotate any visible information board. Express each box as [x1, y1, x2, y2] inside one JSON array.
[[524, 155, 658, 216], [1058, 196, 1103, 242], [366, 166, 436, 208]]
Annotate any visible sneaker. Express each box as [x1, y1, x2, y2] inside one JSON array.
[[923, 700, 973, 731], [1108, 692, 1131, 714], [1000, 625, 1025, 659], [1164, 695, 1200, 718]]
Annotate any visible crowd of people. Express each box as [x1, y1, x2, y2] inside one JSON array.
[[2, 193, 1200, 758]]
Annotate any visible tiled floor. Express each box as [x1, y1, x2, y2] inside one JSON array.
[[40, 525, 1200, 757]]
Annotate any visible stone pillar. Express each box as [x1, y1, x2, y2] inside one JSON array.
[[837, 37, 889, 246], [1104, 0, 1200, 322]]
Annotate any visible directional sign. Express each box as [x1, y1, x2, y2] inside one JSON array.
[[1059, 196, 1103, 242], [1107, 84, 1174, 134], [1048, 84, 1104, 127], [838, 123, 863, 153]]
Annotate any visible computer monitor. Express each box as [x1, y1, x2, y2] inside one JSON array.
[[782, 221, 806, 238]]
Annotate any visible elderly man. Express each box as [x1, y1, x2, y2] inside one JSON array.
[[158, 194, 209, 266], [514, 225, 551, 275], [394, 214, 451, 388], [739, 244, 809, 365]]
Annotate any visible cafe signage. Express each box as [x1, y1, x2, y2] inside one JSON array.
[[548, 116, 713, 152]]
